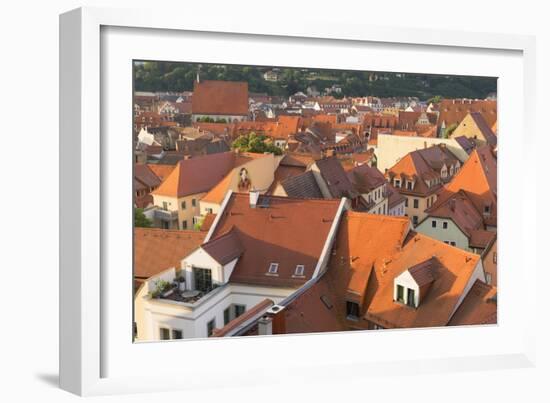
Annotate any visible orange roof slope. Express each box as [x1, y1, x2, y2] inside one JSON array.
[[441, 145, 497, 226], [146, 164, 176, 181], [364, 231, 480, 329], [208, 193, 342, 288], [152, 152, 236, 198], [134, 228, 205, 279], [192, 80, 249, 116]]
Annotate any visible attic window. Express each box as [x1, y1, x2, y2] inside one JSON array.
[[294, 265, 305, 277], [267, 263, 279, 275]]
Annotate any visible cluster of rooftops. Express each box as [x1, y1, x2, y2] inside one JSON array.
[[133, 79, 498, 339]]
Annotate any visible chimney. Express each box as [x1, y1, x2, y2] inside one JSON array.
[[449, 199, 455, 211], [258, 315, 273, 336], [249, 189, 260, 208]]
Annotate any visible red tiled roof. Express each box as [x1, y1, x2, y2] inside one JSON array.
[[152, 152, 236, 198], [347, 164, 386, 194], [437, 99, 497, 129], [208, 193, 342, 288], [192, 80, 249, 116], [134, 228, 205, 279]]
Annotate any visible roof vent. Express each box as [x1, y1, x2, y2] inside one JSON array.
[[267, 305, 284, 315]]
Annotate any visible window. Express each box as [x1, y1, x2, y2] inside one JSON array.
[[406, 288, 416, 308], [294, 265, 305, 276], [407, 181, 413, 190], [413, 199, 419, 208], [486, 273, 492, 285], [194, 268, 212, 292], [192, 199, 197, 207], [443, 221, 448, 229], [223, 307, 231, 325], [181, 220, 187, 230], [159, 327, 170, 340], [181, 201, 186, 209], [346, 301, 360, 320], [234, 304, 246, 318], [493, 252, 497, 264], [172, 329, 183, 339], [206, 208, 213, 214], [162, 201, 168, 211], [396, 284, 404, 303], [395, 179, 401, 188], [484, 205, 490, 214], [207, 318, 216, 337], [373, 323, 384, 330], [431, 220, 436, 228], [405, 198, 409, 207], [412, 216, 418, 225], [267, 262, 279, 274]]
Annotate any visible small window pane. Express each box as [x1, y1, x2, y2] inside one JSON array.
[[160, 328, 170, 340], [172, 329, 183, 339]]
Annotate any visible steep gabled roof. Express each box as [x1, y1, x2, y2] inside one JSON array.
[[202, 227, 244, 265], [152, 152, 236, 198], [407, 258, 436, 287], [134, 228, 205, 279], [281, 171, 324, 199], [469, 112, 497, 146], [347, 164, 386, 194], [425, 190, 484, 237], [192, 80, 249, 116], [314, 157, 358, 199], [442, 145, 497, 226], [208, 193, 342, 288]]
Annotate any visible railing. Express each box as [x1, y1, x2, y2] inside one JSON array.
[[154, 209, 178, 221]]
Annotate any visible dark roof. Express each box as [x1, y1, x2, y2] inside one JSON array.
[[454, 135, 477, 154], [205, 140, 230, 154], [281, 171, 324, 199], [201, 227, 244, 265], [408, 258, 436, 287], [448, 279, 497, 326], [314, 157, 358, 198], [134, 164, 161, 189], [470, 112, 497, 146], [347, 164, 386, 194]]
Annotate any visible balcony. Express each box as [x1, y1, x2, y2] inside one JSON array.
[[154, 208, 178, 221]]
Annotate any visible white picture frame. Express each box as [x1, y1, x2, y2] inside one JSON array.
[[59, 6, 537, 396]]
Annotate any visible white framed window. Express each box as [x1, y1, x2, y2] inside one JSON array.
[[294, 264, 305, 277], [486, 273, 493, 285], [267, 262, 279, 274]]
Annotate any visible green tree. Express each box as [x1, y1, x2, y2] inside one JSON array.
[[231, 132, 283, 155], [135, 208, 152, 228], [443, 123, 458, 138]]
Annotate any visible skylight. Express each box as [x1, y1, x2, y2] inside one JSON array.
[[294, 265, 305, 276], [268, 263, 279, 274]]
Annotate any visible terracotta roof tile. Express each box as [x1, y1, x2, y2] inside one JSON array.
[[208, 193, 342, 287], [134, 228, 205, 279], [152, 152, 236, 197], [192, 80, 249, 116]]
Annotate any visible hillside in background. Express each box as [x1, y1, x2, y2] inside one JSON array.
[[134, 61, 497, 100]]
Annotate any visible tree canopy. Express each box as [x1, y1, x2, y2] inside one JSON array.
[[134, 61, 497, 101], [134, 208, 152, 228], [231, 132, 283, 155]]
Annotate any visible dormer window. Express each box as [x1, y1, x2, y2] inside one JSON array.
[[394, 179, 401, 188], [267, 263, 279, 275], [406, 181, 413, 190], [294, 265, 305, 277], [396, 284, 405, 303]]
